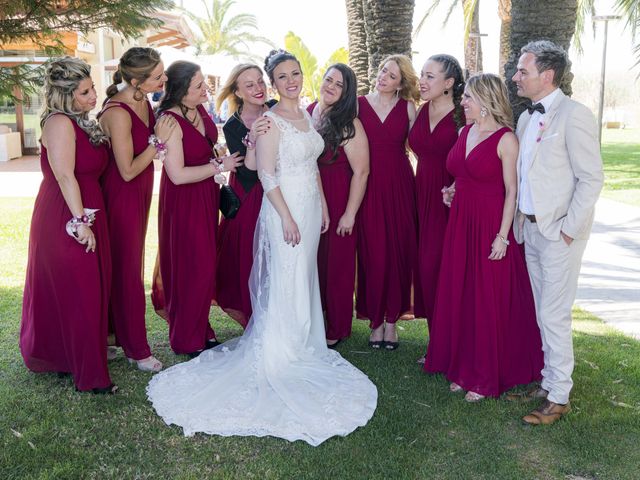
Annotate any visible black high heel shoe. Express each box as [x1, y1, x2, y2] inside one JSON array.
[[205, 339, 221, 350], [76, 384, 118, 394]]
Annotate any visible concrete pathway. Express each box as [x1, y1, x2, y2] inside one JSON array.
[[2, 156, 639, 339], [575, 197, 640, 339]]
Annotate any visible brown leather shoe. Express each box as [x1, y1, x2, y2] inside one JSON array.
[[522, 400, 571, 426], [505, 385, 548, 402]]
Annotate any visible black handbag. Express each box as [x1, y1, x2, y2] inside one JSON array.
[[220, 184, 241, 219]]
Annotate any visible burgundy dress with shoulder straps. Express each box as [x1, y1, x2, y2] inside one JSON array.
[[99, 100, 155, 360], [408, 102, 458, 325], [20, 115, 113, 391], [356, 96, 417, 329], [156, 105, 219, 354], [424, 125, 543, 397]]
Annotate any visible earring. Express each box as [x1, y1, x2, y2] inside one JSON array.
[[480, 107, 488, 118], [395, 88, 400, 99], [133, 85, 145, 102], [443, 89, 449, 95]]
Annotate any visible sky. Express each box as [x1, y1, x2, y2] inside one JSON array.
[[181, 0, 638, 77]]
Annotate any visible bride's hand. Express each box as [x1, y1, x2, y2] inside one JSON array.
[[282, 216, 301, 247]]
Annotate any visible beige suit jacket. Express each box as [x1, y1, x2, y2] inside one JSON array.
[[513, 91, 604, 243]]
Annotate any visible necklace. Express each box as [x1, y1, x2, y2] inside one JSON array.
[[180, 104, 199, 125]]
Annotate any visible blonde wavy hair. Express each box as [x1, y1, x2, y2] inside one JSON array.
[[216, 63, 264, 115], [465, 73, 514, 129], [376, 54, 420, 103], [40, 56, 107, 145]]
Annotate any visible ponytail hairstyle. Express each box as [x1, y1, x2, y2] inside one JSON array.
[[156, 61, 201, 116], [377, 54, 420, 103], [264, 49, 301, 85], [428, 54, 466, 128], [216, 63, 264, 115], [317, 63, 358, 163], [105, 47, 161, 102], [40, 56, 108, 145]]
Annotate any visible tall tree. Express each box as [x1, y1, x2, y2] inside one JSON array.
[[363, 0, 415, 87], [184, 0, 273, 60], [413, 0, 483, 75], [617, 0, 640, 71], [345, 0, 369, 94], [0, 0, 173, 99], [504, 0, 578, 118]]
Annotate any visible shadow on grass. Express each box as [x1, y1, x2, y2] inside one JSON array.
[[2, 296, 639, 479]]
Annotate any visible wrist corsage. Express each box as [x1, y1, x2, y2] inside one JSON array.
[[66, 208, 99, 238]]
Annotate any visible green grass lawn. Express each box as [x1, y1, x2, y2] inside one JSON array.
[[1, 197, 639, 479], [601, 128, 640, 207]]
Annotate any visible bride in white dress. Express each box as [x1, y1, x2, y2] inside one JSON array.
[[147, 50, 377, 446]]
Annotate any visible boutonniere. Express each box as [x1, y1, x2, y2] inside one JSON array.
[[536, 121, 546, 143]]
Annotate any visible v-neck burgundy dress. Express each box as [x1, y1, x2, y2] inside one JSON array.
[[424, 125, 543, 397], [21, 115, 113, 391], [157, 105, 219, 354], [100, 100, 155, 361], [408, 103, 459, 324], [308, 102, 358, 341], [356, 96, 417, 329]]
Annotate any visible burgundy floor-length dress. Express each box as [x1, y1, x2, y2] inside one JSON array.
[[157, 105, 219, 354], [308, 102, 357, 340], [424, 125, 543, 397], [21, 115, 113, 391], [356, 96, 417, 329], [408, 103, 458, 324], [215, 111, 265, 328], [100, 101, 155, 360]]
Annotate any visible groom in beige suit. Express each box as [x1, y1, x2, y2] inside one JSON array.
[[511, 40, 604, 425]]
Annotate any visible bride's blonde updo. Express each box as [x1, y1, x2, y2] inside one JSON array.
[[40, 56, 108, 145]]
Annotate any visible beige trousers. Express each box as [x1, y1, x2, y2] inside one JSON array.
[[523, 219, 588, 405]]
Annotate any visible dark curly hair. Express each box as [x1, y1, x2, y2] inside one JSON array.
[[316, 63, 357, 163], [264, 49, 301, 84], [428, 54, 466, 128]]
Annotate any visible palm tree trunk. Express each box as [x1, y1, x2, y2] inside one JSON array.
[[464, 0, 483, 75], [363, 0, 415, 88], [505, 0, 578, 117], [498, 0, 512, 74], [346, 0, 370, 95]]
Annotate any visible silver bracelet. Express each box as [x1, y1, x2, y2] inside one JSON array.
[[496, 234, 510, 246]]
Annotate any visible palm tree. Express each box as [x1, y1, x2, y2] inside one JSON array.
[[616, 0, 640, 71], [414, 0, 484, 75], [346, 0, 369, 94], [504, 0, 578, 117], [345, 0, 415, 92], [185, 0, 273, 59]]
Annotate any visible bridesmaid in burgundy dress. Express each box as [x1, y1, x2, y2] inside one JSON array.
[[409, 54, 465, 327], [215, 64, 275, 327], [99, 47, 176, 372], [356, 54, 419, 350], [308, 63, 369, 347], [424, 74, 543, 401], [155, 61, 243, 356], [20, 57, 115, 393]]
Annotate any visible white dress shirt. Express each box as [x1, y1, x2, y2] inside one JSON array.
[[518, 88, 561, 215]]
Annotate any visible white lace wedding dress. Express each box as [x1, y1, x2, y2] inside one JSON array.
[[147, 110, 377, 446]]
